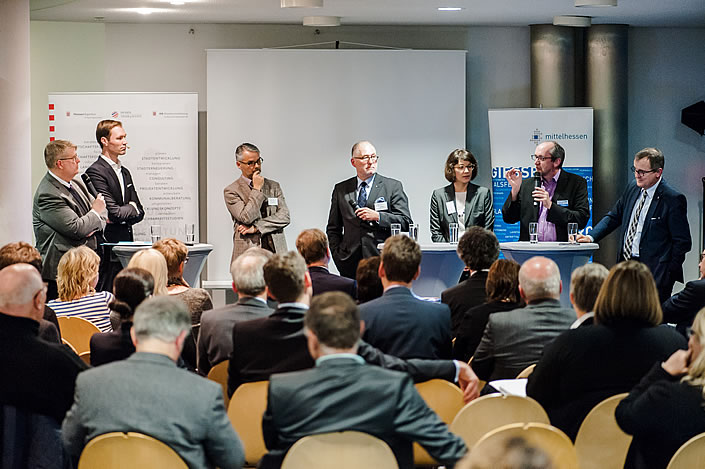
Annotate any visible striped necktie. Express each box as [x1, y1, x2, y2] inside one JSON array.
[[357, 181, 368, 208], [622, 190, 648, 260]]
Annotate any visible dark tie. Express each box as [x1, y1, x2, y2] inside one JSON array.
[[68, 184, 89, 214], [622, 190, 648, 260], [357, 181, 368, 208]]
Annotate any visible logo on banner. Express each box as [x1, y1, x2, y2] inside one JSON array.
[[66, 112, 71, 117], [153, 111, 157, 116], [111, 111, 119, 118], [530, 129, 543, 146]]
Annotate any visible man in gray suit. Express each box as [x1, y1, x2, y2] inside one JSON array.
[[261, 291, 468, 469], [197, 247, 274, 375], [472, 256, 575, 382], [32, 140, 106, 300], [224, 143, 290, 263], [62, 296, 244, 469]]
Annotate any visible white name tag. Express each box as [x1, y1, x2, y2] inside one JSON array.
[[268, 197, 279, 206], [374, 201, 388, 211], [557, 200, 569, 207], [446, 201, 456, 215]]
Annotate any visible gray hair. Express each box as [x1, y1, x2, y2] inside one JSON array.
[[518, 256, 561, 301], [133, 296, 190, 342], [235, 143, 260, 162], [570, 263, 609, 313], [230, 247, 273, 296], [0, 264, 44, 309]]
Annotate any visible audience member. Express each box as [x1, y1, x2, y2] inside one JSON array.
[[260, 291, 468, 469], [569, 263, 609, 329], [661, 247, 705, 335], [472, 256, 574, 381], [89, 268, 154, 367], [360, 235, 452, 359], [296, 228, 356, 299], [47, 246, 113, 332], [62, 296, 244, 469], [616, 306, 705, 469], [127, 248, 168, 296], [441, 227, 500, 337], [457, 436, 553, 469], [197, 247, 273, 375], [453, 259, 522, 362], [527, 261, 687, 440], [355, 256, 382, 303]]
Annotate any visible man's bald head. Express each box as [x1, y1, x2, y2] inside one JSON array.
[[0, 264, 46, 321], [518, 256, 561, 302]]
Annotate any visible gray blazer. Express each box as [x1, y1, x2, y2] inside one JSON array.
[[224, 176, 290, 262], [62, 352, 244, 469], [32, 172, 105, 281], [430, 183, 494, 242]]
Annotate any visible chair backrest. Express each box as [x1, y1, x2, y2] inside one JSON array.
[[77, 432, 187, 469], [667, 432, 705, 469], [474, 423, 579, 469], [61, 338, 78, 355], [574, 393, 631, 469], [78, 351, 91, 366], [281, 431, 398, 469], [450, 394, 549, 448], [57, 316, 100, 354], [206, 360, 230, 408], [413, 379, 465, 465], [227, 380, 269, 466], [516, 363, 536, 379], [1, 404, 66, 469]]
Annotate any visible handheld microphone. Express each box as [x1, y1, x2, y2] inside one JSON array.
[[348, 199, 375, 227], [81, 173, 98, 198], [534, 171, 542, 206]]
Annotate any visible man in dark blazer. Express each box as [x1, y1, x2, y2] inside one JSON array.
[[62, 296, 244, 469], [661, 248, 705, 334], [85, 120, 144, 291], [296, 228, 356, 299], [441, 227, 499, 337], [227, 251, 480, 400], [360, 236, 452, 360], [33, 140, 106, 300], [579, 147, 691, 303], [326, 140, 413, 279], [261, 292, 468, 469], [502, 141, 590, 242], [197, 247, 273, 375]]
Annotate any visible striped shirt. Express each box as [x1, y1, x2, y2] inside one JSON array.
[[48, 291, 114, 332]]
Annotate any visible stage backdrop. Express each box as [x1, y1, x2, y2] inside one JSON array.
[[489, 108, 594, 243], [207, 49, 467, 283], [48, 93, 199, 242]]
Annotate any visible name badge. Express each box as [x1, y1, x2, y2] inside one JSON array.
[[268, 197, 279, 206], [446, 201, 456, 215], [557, 200, 569, 207]]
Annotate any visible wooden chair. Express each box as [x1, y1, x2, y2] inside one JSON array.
[[474, 423, 579, 469], [574, 393, 631, 469], [413, 379, 465, 466], [206, 360, 230, 408], [281, 431, 398, 469], [467, 356, 487, 393], [57, 316, 100, 354], [228, 380, 269, 466], [77, 431, 187, 469], [62, 338, 78, 355], [78, 350, 91, 366], [450, 394, 549, 449], [516, 363, 536, 379], [667, 432, 705, 469]]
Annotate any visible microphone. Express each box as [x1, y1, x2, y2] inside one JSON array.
[[81, 173, 98, 198], [534, 171, 542, 206], [349, 199, 375, 228]]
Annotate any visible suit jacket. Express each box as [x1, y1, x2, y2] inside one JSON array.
[[526, 320, 687, 441], [360, 287, 452, 360], [441, 270, 490, 337], [224, 176, 289, 262], [472, 299, 575, 381], [197, 297, 273, 375], [227, 304, 457, 396], [661, 278, 705, 329], [308, 266, 357, 299], [452, 300, 523, 362], [61, 352, 244, 469], [501, 170, 589, 241], [85, 157, 144, 242], [430, 183, 494, 242], [326, 174, 412, 265], [90, 321, 135, 367], [32, 172, 105, 281], [590, 179, 691, 287], [261, 357, 467, 469]]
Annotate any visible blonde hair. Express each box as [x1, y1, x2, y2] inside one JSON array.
[[57, 246, 100, 301], [593, 261, 662, 326], [683, 307, 705, 397], [152, 238, 188, 287], [127, 249, 168, 296]]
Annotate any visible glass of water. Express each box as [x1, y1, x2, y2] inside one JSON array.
[[390, 223, 402, 236], [408, 223, 419, 241], [185, 223, 195, 245], [449, 223, 459, 244], [150, 225, 161, 244], [568, 223, 578, 244], [529, 222, 538, 244]]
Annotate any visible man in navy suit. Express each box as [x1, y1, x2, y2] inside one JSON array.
[[296, 228, 356, 300], [579, 147, 691, 302], [326, 141, 413, 279], [661, 247, 705, 334]]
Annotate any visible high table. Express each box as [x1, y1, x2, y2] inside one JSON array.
[[111, 243, 213, 288], [499, 242, 599, 307]]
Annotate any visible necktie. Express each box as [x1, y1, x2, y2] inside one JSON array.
[[68, 184, 89, 214], [357, 181, 368, 208], [622, 190, 648, 260]]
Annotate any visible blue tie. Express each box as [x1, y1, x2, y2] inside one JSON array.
[[357, 181, 368, 208]]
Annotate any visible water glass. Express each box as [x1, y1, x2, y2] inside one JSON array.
[[150, 225, 161, 244], [390, 223, 402, 237], [529, 222, 538, 244], [568, 223, 578, 244], [449, 223, 459, 244], [185, 223, 196, 245], [408, 223, 419, 241]]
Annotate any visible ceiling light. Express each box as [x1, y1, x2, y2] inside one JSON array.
[[303, 16, 340, 26], [170, 1, 185, 4], [575, 0, 617, 6], [281, 0, 323, 7], [438, 7, 463, 11], [135, 8, 155, 14], [553, 15, 592, 27]]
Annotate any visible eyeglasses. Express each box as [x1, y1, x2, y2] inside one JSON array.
[[454, 164, 475, 172], [631, 166, 659, 177], [58, 155, 79, 163], [531, 154, 554, 162], [353, 155, 379, 163], [240, 157, 263, 167]]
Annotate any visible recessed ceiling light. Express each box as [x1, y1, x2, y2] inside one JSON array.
[[121, 7, 168, 15], [553, 15, 592, 27], [438, 7, 463, 11], [303, 16, 341, 26]]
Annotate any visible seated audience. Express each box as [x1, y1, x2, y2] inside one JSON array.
[[355, 256, 382, 303], [472, 256, 574, 381], [62, 296, 245, 469], [260, 291, 468, 469], [441, 227, 500, 337], [527, 261, 687, 440], [47, 246, 113, 332], [153, 238, 213, 325], [127, 248, 168, 295], [453, 259, 522, 362], [89, 268, 154, 367], [661, 247, 705, 335], [296, 228, 356, 299], [360, 235, 452, 359], [197, 247, 273, 375], [569, 263, 609, 329]]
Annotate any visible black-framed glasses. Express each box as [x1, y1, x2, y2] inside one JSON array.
[[240, 157, 263, 167], [353, 155, 379, 163], [58, 155, 79, 162], [531, 154, 554, 162], [630, 166, 659, 177]]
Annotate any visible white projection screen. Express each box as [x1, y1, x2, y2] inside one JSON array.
[[207, 49, 466, 282]]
